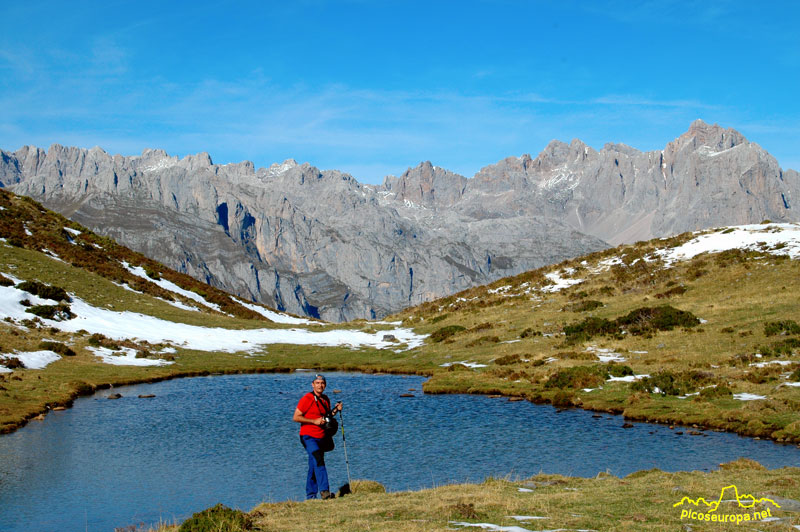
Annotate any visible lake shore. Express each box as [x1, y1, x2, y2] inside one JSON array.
[[147, 458, 800, 532]]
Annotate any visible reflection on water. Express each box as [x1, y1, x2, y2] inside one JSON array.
[[0, 372, 797, 531]]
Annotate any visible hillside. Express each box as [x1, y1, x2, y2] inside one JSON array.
[[387, 221, 800, 444], [0, 189, 424, 433], [2, 120, 797, 321]]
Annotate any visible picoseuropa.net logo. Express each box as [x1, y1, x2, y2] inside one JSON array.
[[674, 484, 781, 525]]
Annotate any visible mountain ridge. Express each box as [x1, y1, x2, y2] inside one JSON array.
[[1, 120, 797, 321]]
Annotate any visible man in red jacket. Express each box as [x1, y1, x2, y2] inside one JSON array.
[[293, 374, 342, 500]]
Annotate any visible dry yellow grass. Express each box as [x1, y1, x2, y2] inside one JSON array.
[[149, 460, 800, 531]]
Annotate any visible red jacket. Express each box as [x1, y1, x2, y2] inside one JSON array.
[[297, 392, 331, 439]]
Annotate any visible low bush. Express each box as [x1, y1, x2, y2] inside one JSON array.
[[143, 266, 161, 280], [744, 367, 782, 384], [545, 364, 632, 390], [16, 280, 71, 302], [764, 320, 800, 337], [615, 306, 700, 335], [631, 370, 716, 396], [758, 338, 800, 358], [351, 479, 386, 494], [791, 367, 800, 381], [598, 285, 615, 296], [520, 328, 542, 338], [38, 341, 76, 357], [0, 275, 14, 287], [178, 503, 252, 532], [0, 357, 25, 369], [430, 325, 466, 342], [551, 390, 575, 407], [430, 314, 449, 324], [545, 365, 606, 390], [697, 386, 733, 400], [465, 335, 500, 347], [563, 317, 618, 343], [25, 304, 74, 321], [655, 285, 686, 299], [495, 354, 520, 365]]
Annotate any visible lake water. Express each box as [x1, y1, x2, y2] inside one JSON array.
[[1, 372, 798, 531]]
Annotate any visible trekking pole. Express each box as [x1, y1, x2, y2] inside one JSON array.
[[339, 409, 352, 487]]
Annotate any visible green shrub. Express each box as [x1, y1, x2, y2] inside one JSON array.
[[465, 335, 500, 347], [0, 357, 25, 369], [655, 285, 687, 299], [143, 266, 161, 280], [25, 304, 74, 321], [758, 338, 800, 358], [430, 314, 449, 324], [598, 285, 615, 296], [563, 317, 618, 343], [552, 390, 575, 407], [178, 503, 252, 532], [545, 365, 607, 390], [791, 367, 800, 381], [38, 341, 76, 357], [697, 386, 733, 400], [0, 275, 14, 287], [351, 479, 386, 494], [495, 354, 520, 365], [614, 306, 700, 335], [520, 328, 542, 338], [16, 280, 71, 302], [430, 325, 466, 342], [631, 370, 714, 396], [764, 320, 800, 337], [607, 363, 635, 378], [87, 333, 107, 347]]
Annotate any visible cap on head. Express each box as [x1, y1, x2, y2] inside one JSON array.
[[314, 374, 326, 383]]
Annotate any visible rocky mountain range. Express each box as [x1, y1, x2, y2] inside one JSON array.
[[1, 120, 797, 321]]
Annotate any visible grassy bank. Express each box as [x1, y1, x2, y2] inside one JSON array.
[[149, 459, 799, 531]]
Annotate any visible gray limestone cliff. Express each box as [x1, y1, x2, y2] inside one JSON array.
[[2, 120, 797, 321]]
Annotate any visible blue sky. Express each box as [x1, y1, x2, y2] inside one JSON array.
[[1, 1, 798, 184]]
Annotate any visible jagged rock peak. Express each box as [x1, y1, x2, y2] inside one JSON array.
[[141, 148, 169, 159], [678, 119, 748, 151], [602, 142, 641, 156], [266, 158, 299, 177]]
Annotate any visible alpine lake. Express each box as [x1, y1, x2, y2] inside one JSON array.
[[1, 372, 798, 531]]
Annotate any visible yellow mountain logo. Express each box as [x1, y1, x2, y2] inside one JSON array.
[[673, 485, 781, 513]]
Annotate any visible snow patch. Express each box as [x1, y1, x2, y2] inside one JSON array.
[[607, 374, 649, 382], [733, 393, 766, 401], [440, 361, 488, 368], [122, 262, 223, 313], [1, 350, 61, 370], [0, 282, 426, 353], [88, 346, 173, 367], [236, 299, 316, 325], [542, 271, 584, 293]]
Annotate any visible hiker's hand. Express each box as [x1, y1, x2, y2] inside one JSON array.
[[335, 401, 343, 412], [314, 418, 324, 425]]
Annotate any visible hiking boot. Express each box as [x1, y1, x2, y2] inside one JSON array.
[[320, 490, 335, 500]]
